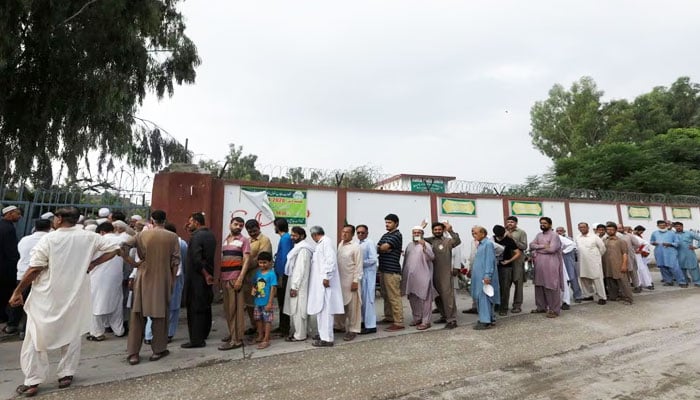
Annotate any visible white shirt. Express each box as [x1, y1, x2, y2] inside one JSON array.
[[16, 231, 48, 281], [26, 225, 120, 350], [559, 235, 577, 254]]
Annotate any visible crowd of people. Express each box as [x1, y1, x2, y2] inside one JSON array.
[[0, 203, 698, 397]]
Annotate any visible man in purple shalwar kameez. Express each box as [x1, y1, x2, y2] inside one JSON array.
[[529, 217, 564, 318], [401, 227, 435, 331]]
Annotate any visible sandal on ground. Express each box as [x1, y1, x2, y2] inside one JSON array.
[[546, 310, 558, 318], [256, 341, 270, 349], [149, 349, 170, 361], [127, 354, 140, 365], [416, 323, 431, 331], [58, 375, 73, 389], [343, 332, 357, 341], [511, 307, 522, 313], [530, 309, 546, 314], [16, 384, 39, 397], [86, 334, 106, 342]]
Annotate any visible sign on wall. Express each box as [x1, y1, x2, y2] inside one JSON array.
[[510, 201, 543, 217], [410, 178, 445, 193], [242, 187, 308, 225], [627, 206, 651, 219], [671, 207, 692, 219], [440, 198, 476, 216]]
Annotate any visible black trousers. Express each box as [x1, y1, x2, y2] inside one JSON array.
[[277, 275, 289, 334]]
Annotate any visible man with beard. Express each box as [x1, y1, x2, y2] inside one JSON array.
[[576, 222, 607, 304], [283, 227, 314, 342], [602, 223, 634, 304], [595, 224, 606, 238], [529, 217, 564, 318], [424, 221, 460, 329], [401, 226, 435, 330], [182, 212, 217, 348], [308, 226, 344, 347], [492, 225, 521, 316], [1, 205, 21, 330], [504, 216, 527, 313], [218, 217, 251, 351], [617, 223, 642, 293]]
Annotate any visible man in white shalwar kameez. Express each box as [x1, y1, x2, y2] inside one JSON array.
[[283, 227, 314, 341], [334, 225, 363, 341], [307, 226, 344, 347], [88, 223, 126, 340], [575, 222, 608, 304], [633, 225, 654, 289], [9, 207, 120, 397]]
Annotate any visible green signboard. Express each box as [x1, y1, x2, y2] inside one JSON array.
[[410, 178, 445, 193], [510, 201, 543, 217], [628, 206, 650, 219], [671, 207, 692, 219], [242, 187, 308, 225], [440, 198, 476, 216]]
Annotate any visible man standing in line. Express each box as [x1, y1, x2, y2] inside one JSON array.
[[617, 224, 642, 293], [356, 224, 378, 335], [576, 222, 607, 305], [182, 212, 217, 348], [556, 227, 582, 304], [424, 221, 460, 329], [88, 223, 127, 341], [529, 217, 564, 318], [470, 226, 499, 330], [673, 222, 700, 287], [649, 220, 686, 287], [401, 226, 435, 330], [218, 217, 250, 351], [5, 218, 50, 338], [9, 207, 120, 397], [602, 223, 634, 304], [492, 225, 521, 317], [127, 210, 180, 364], [632, 226, 654, 290], [307, 226, 344, 347], [377, 214, 404, 332], [273, 218, 293, 337], [243, 219, 272, 335], [283, 227, 313, 342], [335, 224, 363, 341], [504, 216, 527, 313], [1, 205, 21, 330]]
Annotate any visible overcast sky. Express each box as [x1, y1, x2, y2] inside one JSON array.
[[138, 0, 700, 184]]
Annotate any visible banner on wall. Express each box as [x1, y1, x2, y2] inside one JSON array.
[[440, 198, 476, 216], [671, 207, 692, 219], [627, 206, 651, 219], [510, 201, 543, 217], [242, 187, 308, 225], [410, 178, 446, 193]]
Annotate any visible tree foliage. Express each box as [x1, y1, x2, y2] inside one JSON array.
[[198, 143, 382, 189], [0, 1, 199, 188], [531, 76, 700, 195]]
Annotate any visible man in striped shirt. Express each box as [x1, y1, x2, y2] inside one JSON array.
[[219, 217, 251, 350], [378, 214, 404, 331]]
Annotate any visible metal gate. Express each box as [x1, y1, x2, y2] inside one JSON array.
[[0, 186, 150, 238]]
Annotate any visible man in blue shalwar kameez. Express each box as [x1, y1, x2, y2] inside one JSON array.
[[650, 220, 687, 287], [673, 222, 700, 287], [470, 226, 500, 330]]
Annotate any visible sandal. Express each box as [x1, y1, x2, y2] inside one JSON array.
[[86, 334, 106, 342], [256, 341, 270, 349], [16, 384, 39, 397], [58, 375, 73, 389], [285, 336, 306, 342], [546, 310, 558, 318], [416, 323, 431, 330], [127, 354, 140, 365], [149, 349, 170, 361], [530, 309, 546, 314]]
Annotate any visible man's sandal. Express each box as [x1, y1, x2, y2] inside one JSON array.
[[58, 376, 73, 389], [16, 384, 39, 397]]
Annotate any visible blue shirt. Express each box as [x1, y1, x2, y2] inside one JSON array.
[[650, 230, 679, 268], [253, 269, 278, 307], [275, 233, 294, 276]]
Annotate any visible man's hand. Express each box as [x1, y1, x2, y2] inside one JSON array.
[[9, 292, 23, 307], [483, 277, 491, 285], [351, 282, 359, 292], [233, 279, 243, 291], [265, 303, 273, 312], [290, 289, 298, 298], [323, 279, 330, 288], [128, 278, 134, 290], [205, 275, 215, 285], [444, 222, 453, 232], [621, 265, 628, 273]]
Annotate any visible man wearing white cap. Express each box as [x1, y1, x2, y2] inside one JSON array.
[[1, 205, 22, 331], [129, 215, 143, 229], [96, 208, 110, 225], [401, 226, 435, 330], [9, 207, 120, 397]]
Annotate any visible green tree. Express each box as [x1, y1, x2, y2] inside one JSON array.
[[0, 1, 199, 187], [529, 76, 606, 159]]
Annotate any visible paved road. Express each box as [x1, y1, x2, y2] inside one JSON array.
[[2, 278, 698, 400]]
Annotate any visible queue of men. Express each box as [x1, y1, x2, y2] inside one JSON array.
[[3, 202, 700, 397]]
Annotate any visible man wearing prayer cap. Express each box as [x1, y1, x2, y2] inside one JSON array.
[[129, 215, 143, 229], [400, 226, 435, 331], [1, 205, 21, 330], [96, 208, 110, 225], [40, 212, 54, 221]]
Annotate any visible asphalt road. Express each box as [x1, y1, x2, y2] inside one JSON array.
[[7, 284, 698, 400]]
